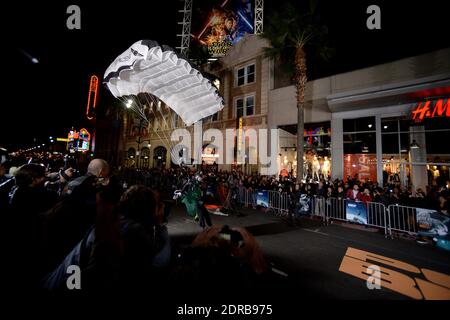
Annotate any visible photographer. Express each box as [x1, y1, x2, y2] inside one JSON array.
[[44, 167, 77, 196], [64, 159, 110, 195], [40, 159, 115, 275], [172, 225, 269, 296]]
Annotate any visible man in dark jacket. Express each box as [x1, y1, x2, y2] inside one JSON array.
[[7, 163, 58, 290], [41, 159, 112, 275]]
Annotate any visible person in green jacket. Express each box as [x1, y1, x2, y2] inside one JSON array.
[[174, 174, 212, 228]]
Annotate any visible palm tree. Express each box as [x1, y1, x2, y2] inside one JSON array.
[[262, 0, 333, 180]]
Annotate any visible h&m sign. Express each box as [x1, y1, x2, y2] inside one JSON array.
[[412, 98, 450, 122]]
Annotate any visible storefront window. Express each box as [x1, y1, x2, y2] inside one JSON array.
[[344, 133, 376, 154], [382, 116, 450, 190], [381, 118, 398, 133], [303, 123, 331, 181], [424, 131, 450, 154], [278, 122, 331, 180], [343, 116, 375, 133], [343, 117, 377, 182]]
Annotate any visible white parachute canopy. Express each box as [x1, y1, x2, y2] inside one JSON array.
[[103, 40, 224, 126]]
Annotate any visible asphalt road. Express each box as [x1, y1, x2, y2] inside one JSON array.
[[166, 204, 450, 300]]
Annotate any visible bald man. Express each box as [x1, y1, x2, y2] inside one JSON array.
[[65, 158, 110, 195], [87, 158, 110, 178]]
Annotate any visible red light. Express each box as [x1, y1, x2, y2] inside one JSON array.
[[86, 75, 99, 120]]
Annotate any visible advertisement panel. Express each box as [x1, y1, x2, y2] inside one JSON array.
[[256, 190, 269, 208], [416, 208, 450, 250], [346, 200, 368, 225], [191, 0, 254, 57], [297, 194, 312, 215], [344, 154, 377, 183]]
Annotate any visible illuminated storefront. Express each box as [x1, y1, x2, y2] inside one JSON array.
[[278, 123, 332, 180], [333, 97, 450, 190]]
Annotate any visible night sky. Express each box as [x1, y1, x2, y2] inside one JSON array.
[[2, 0, 449, 151]]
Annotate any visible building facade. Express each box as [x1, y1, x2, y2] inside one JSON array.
[[269, 43, 450, 190], [119, 34, 450, 190]]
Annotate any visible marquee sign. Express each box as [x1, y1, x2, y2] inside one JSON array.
[[412, 98, 450, 122]]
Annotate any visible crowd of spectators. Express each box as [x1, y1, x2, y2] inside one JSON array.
[[0, 158, 275, 293], [120, 166, 450, 215], [1, 156, 448, 292]]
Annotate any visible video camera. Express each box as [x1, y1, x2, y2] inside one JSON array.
[[218, 225, 244, 248]]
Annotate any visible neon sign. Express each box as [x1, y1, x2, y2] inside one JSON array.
[[412, 98, 450, 122], [68, 128, 91, 152], [86, 75, 99, 120]]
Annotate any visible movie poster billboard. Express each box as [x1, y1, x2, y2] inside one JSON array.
[[256, 190, 269, 208], [346, 200, 368, 225], [344, 154, 377, 183], [416, 208, 450, 250], [191, 0, 255, 57], [298, 194, 312, 215]]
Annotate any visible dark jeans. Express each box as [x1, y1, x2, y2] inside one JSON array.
[[197, 202, 212, 228]]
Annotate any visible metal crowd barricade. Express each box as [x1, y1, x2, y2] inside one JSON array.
[[236, 187, 255, 208], [366, 201, 388, 236], [387, 204, 417, 236], [238, 186, 247, 206], [118, 174, 421, 240], [267, 190, 289, 215], [247, 189, 257, 208], [280, 192, 290, 215], [268, 190, 281, 212], [320, 197, 389, 236], [311, 196, 327, 220], [323, 197, 346, 222]]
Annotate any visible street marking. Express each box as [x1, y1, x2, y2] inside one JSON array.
[[339, 247, 450, 300], [271, 267, 288, 277], [303, 228, 329, 236]]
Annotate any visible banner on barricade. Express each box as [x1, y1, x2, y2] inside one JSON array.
[[298, 194, 312, 215], [256, 190, 269, 208], [346, 200, 368, 225], [416, 208, 450, 250]]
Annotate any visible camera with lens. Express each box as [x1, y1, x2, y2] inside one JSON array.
[[219, 225, 244, 248]]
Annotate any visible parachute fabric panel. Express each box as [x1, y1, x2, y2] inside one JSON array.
[[104, 40, 223, 126]]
